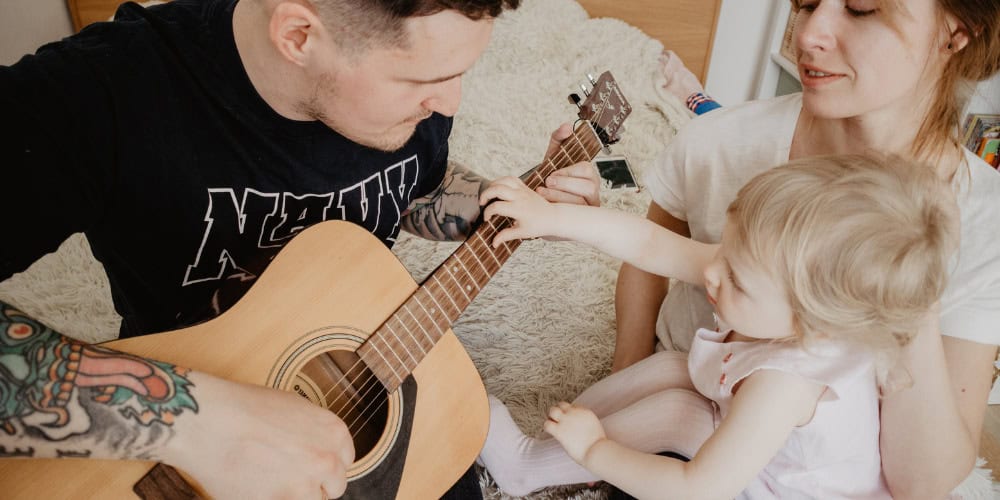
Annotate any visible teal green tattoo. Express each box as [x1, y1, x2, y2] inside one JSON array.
[[0, 302, 196, 459]]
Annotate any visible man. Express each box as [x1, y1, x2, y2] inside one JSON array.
[[0, 0, 600, 497]]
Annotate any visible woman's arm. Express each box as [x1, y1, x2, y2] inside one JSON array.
[[547, 369, 824, 500], [612, 202, 690, 371], [879, 317, 996, 498]]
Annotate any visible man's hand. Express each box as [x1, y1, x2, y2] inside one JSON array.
[[537, 124, 601, 207], [164, 373, 354, 499], [543, 401, 606, 465]]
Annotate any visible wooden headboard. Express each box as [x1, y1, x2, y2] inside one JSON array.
[[67, 0, 721, 81], [577, 0, 720, 83]]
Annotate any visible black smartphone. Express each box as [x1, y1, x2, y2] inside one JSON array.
[[594, 155, 640, 191]]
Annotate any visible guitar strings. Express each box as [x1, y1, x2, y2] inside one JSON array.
[[341, 127, 609, 436], [316, 129, 602, 437], [329, 131, 601, 436], [323, 128, 596, 407], [319, 129, 593, 406], [327, 129, 601, 436]]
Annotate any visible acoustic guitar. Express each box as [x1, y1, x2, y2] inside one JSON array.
[[1, 71, 631, 499]]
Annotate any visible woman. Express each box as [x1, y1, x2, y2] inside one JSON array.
[[614, 0, 1000, 497]]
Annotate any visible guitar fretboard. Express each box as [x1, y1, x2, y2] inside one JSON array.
[[359, 123, 605, 391]]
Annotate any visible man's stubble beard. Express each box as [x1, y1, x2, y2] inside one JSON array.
[[299, 72, 428, 153]]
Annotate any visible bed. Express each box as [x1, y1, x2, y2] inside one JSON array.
[[7, 0, 994, 498]]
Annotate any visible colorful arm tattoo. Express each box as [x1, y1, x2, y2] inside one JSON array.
[[0, 301, 197, 460], [400, 162, 488, 241]]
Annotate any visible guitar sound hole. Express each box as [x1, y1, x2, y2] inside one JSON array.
[[293, 349, 389, 461]]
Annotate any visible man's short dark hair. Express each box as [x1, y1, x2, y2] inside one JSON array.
[[315, 0, 521, 52]]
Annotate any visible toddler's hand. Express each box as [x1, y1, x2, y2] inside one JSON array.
[[543, 402, 606, 465], [480, 176, 559, 246]]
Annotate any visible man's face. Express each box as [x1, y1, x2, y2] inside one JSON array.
[[301, 10, 495, 152]]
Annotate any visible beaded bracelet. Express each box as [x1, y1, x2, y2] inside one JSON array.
[[685, 92, 721, 115]]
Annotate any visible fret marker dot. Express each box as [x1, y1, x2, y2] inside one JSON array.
[[466, 285, 472, 291]]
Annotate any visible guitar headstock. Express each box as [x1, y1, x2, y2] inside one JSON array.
[[571, 71, 632, 146]]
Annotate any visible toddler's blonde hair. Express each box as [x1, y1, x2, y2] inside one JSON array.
[[726, 155, 959, 379]]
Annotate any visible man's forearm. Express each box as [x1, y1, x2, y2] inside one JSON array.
[[0, 300, 197, 461], [401, 162, 488, 241]]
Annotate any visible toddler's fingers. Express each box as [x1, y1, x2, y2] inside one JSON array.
[[543, 419, 557, 434], [480, 183, 517, 206], [482, 202, 507, 222], [548, 405, 565, 422], [490, 228, 511, 247], [491, 227, 531, 247]]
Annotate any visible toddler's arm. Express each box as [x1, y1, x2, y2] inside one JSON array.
[[479, 176, 715, 285]]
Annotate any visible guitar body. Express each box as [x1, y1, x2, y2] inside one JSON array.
[[1, 221, 488, 499]]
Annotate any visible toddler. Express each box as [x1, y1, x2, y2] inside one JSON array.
[[477, 154, 958, 499]]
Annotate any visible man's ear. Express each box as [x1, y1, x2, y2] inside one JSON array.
[[268, 1, 326, 67]]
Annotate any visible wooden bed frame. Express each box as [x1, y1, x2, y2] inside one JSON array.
[[65, 0, 721, 81]]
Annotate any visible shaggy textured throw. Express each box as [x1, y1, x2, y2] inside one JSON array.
[[1, 0, 994, 497]]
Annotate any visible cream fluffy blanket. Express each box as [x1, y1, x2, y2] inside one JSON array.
[[1, 0, 994, 498]]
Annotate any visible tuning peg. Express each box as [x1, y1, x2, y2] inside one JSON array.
[[568, 93, 582, 108], [587, 73, 598, 85], [579, 83, 591, 97]]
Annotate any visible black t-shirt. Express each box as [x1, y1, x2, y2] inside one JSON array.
[[0, 0, 451, 338]]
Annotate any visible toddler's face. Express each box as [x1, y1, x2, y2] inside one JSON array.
[[703, 222, 795, 340]]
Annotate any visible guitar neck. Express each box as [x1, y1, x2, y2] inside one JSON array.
[[359, 122, 605, 391]]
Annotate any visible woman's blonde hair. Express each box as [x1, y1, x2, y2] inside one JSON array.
[[726, 155, 959, 373], [789, 0, 1000, 161]]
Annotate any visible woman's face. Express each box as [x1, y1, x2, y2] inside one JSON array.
[[793, 0, 949, 120]]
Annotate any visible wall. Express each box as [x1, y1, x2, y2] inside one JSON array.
[[967, 76, 1000, 116], [703, 0, 776, 105], [0, 0, 74, 66]]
